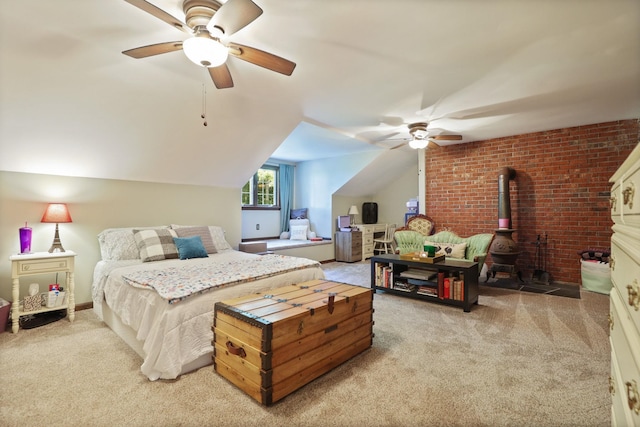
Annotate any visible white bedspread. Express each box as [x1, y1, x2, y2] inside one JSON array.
[[121, 254, 321, 304], [92, 250, 325, 380]]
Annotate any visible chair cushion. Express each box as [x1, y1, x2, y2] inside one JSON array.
[[405, 214, 435, 236]]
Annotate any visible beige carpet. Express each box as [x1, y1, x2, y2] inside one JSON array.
[[0, 261, 610, 427]]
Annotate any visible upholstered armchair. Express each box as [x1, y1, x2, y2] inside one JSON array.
[[393, 214, 436, 255], [396, 214, 435, 236]]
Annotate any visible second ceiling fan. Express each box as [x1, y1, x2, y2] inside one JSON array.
[[388, 122, 462, 150], [122, 0, 296, 89]]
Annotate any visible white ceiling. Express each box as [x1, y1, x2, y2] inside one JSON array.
[[1, 0, 639, 192]]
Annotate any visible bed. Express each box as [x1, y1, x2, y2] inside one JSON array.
[[91, 225, 326, 381]]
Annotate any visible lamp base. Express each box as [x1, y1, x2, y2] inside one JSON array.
[[48, 223, 66, 253]]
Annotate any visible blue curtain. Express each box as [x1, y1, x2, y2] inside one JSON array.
[[280, 164, 294, 233]]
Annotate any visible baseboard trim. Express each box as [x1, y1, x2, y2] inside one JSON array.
[[75, 302, 93, 311]]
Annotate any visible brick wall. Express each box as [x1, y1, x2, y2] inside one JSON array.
[[424, 119, 639, 284]]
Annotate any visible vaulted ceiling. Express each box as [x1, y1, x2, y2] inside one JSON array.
[[1, 0, 638, 193]]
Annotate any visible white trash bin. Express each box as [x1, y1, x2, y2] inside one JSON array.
[[580, 259, 612, 295]]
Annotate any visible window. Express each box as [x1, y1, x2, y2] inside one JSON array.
[[242, 165, 279, 208]]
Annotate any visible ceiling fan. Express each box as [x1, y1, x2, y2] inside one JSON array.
[[122, 0, 296, 89], [386, 122, 462, 150]]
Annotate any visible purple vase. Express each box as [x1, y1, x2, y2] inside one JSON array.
[[19, 226, 32, 254]]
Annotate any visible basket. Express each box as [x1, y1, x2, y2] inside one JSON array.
[[23, 294, 42, 311]]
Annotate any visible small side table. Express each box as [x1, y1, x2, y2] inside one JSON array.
[[9, 251, 76, 333]]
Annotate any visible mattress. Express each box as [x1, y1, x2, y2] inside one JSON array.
[[92, 249, 325, 380]]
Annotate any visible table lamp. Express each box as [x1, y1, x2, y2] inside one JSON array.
[[41, 203, 72, 253], [348, 205, 359, 226]]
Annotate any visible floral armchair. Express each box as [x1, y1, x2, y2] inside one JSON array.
[[395, 214, 435, 236]]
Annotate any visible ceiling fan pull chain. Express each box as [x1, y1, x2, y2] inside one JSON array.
[[201, 83, 208, 126]]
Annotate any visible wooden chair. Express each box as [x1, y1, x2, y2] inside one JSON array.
[[373, 224, 397, 254]]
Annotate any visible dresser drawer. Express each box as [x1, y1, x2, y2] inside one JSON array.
[[610, 290, 640, 426], [611, 344, 639, 427], [360, 225, 375, 235], [622, 160, 640, 227], [611, 232, 640, 336], [612, 180, 623, 224], [15, 258, 71, 275]]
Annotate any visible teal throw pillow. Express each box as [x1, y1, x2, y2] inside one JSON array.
[[173, 236, 209, 260]]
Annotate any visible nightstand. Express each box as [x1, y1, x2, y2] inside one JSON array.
[[9, 251, 76, 333], [335, 231, 362, 262]]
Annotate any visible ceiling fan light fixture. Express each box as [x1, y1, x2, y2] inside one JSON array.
[[413, 129, 428, 139], [182, 31, 228, 67], [409, 138, 429, 149]]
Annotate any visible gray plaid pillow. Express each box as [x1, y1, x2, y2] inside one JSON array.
[[134, 228, 179, 262]]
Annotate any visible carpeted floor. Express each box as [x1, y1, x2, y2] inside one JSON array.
[[0, 260, 611, 427]]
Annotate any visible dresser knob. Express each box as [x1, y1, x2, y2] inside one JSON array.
[[611, 194, 618, 212], [23, 265, 30, 271], [610, 255, 615, 271], [625, 380, 640, 414], [627, 279, 640, 311], [622, 182, 635, 209]]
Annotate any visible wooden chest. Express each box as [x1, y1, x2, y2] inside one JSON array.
[[213, 279, 374, 405]]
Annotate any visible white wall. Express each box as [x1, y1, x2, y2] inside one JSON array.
[[0, 171, 241, 305], [374, 161, 419, 227], [331, 163, 418, 232], [241, 209, 281, 239], [295, 151, 381, 238]]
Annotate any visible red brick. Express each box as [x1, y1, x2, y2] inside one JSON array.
[[424, 119, 638, 284]]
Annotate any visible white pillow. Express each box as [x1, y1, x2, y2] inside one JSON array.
[[290, 225, 309, 241], [425, 241, 467, 259], [290, 218, 314, 239], [98, 226, 169, 261]]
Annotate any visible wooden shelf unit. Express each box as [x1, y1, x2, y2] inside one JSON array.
[[370, 254, 479, 312]]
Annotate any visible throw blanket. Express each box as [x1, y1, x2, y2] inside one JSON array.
[[122, 254, 320, 304]]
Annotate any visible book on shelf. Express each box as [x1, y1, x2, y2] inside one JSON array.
[[443, 278, 451, 299], [406, 278, 436, 287], [417, 286, 438, 297], [374, 263, 393, 288], [392, 281, 415, 292], [398, 269, 437, 281]]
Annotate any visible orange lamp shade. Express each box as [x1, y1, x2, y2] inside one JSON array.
[[41, 203, 72, 224]]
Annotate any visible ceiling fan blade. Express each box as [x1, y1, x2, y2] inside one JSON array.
[[430, 134, 463, 141], [390, 142, 407, 150], [122, 42, 183, 59], [229, 43, 296, 75], [206, 0, 263, 37], [208, 64, 234, 89], [124, 0, 189, 33]]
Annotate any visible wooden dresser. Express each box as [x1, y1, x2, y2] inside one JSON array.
[[335, 231, 362, 262], [609, 142, 640, 426]]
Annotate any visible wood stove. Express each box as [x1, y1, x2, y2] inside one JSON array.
[[488, 167, 521, 280]]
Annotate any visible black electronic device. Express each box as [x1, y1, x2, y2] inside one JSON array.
[[362, 202, 378, 224]]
